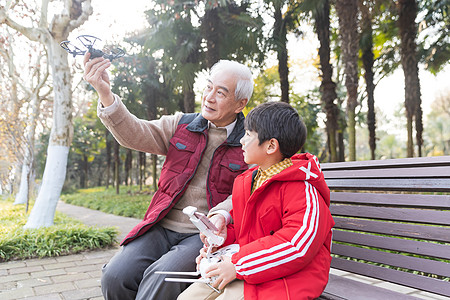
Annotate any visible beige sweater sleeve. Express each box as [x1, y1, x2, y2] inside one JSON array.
[[97, 94, 183, 155]]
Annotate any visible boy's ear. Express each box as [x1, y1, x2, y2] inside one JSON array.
[[266, 138, 280, 155]]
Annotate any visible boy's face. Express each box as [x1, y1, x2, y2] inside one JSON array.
[[240, 130, 267, 166]]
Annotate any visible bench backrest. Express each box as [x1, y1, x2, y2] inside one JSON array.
[[321, 156, 450, 297]]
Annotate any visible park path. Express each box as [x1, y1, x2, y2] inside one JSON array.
[[1, 202, 446, 300], [0, 201, 140, 300]]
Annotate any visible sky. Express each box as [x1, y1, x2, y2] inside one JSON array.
[[74, 0, 449, 132]]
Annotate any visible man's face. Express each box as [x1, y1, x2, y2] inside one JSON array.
[[201, 71, 247, 127]]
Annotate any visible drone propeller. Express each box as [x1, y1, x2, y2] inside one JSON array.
[[60, 35, 125, 61], [77, 35, 101, 49], [103, 47, 125, 61], [60, 40, 86, 57]]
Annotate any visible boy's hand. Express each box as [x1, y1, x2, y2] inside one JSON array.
[[195, 246, 218, 267], [200, 214, 227, 246], [195, 246, 208, 266], [204, 256, 236, 290]]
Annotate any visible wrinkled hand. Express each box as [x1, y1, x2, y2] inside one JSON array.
[[204, 256, 236, 290], [200, 214, 227, 247], [83, 52, 114, 106]]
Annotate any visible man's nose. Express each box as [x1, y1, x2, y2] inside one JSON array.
[[205, 90, 215, 102]]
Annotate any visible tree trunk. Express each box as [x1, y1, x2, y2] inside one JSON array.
[[203, 7, 220, 68], [125, 148, 132, 186], [183, 87, 195, 113], [106, 130, 112, 188], [25, 39, 74, 228], [80, 154, 87, 188], [336, 0, 359, 161], [14, 92, 40, 205], [15, 161, 32, 205], [338, 130, 345, 162], [114, 139, 120, 194], [398, 0, 421, 157], [359, 1, 376, 160], [274, 5, 289, 103], [139, 151, 145, 191], [315, 0, 339, 162], [152, 154, 158, 192]]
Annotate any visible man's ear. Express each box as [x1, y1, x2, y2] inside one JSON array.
[[266, 138, 280, 155], [234, 98, 248, 113]]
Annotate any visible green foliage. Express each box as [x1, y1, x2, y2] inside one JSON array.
[[423, 92, 450, 156], [417, 0, 450, 74], [61, 187, 150, 219], [0, 198, 117, 262], [244, 65, 323, 156]]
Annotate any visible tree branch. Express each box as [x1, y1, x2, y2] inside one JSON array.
[[0, 8, 46, 43], [67, 0, 93, 33]]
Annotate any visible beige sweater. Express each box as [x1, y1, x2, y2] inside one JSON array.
[[98, 95, 232, 233]]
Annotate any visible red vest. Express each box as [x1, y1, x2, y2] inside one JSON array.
[[121, 113, 248, 245]]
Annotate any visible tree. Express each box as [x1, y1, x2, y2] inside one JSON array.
[[1, 0, 93, 227], [0, 29, 24, 194], [14, 51, 51, 206], [271, 0, 290, 103], [144, 0, 203, 112], [69, 107, 105, 189], [335, 0, 360, 161], [417, 0, 450, 75], [398, 0, 422, 157], [359, 0, 377, 160], [424, 91, 450, 156], [311, 0, 340, 162]]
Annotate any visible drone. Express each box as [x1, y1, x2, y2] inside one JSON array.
[[60, 35, 125, 61]]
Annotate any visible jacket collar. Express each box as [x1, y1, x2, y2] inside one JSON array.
[[186, 112, 245, 146]]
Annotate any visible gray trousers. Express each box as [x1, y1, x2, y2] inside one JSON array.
[[101, 224, 203, 300]]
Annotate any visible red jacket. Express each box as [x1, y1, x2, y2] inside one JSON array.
[[121, 113, 248, 245], [225, 153, 334, 299]]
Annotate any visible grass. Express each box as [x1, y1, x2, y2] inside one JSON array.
[[0, 196, 118, 262], [60, 186, 151, 219]]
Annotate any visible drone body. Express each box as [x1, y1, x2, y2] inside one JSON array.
[[60, 35, 125, 61]]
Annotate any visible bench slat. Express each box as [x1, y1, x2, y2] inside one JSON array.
[[332, 244, 450, 277], [321, 274, 419, 300], [330, 192, 450, 208], [331, 257, 450, 297], [334, 217, 450, 242], [321, 156, 450, 170], [325, 178, 450, 192], [330, 205, 450, 225], [324, 165, 450, 179], [332, 230, 450, 260]]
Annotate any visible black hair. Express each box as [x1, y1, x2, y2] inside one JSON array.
[[244, 101, 307, 158]]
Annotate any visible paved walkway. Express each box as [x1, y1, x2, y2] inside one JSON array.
[[1, 202, 448, 300]]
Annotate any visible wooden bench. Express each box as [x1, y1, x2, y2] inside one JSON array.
[[319, 156, 450, 299]]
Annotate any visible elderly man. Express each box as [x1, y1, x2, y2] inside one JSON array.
[[83, 54, 253, 300]]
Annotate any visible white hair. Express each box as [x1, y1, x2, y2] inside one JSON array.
[[210, 60, 254, 101]]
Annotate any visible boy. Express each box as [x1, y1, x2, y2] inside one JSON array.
[[178, 101, 335, 300]]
